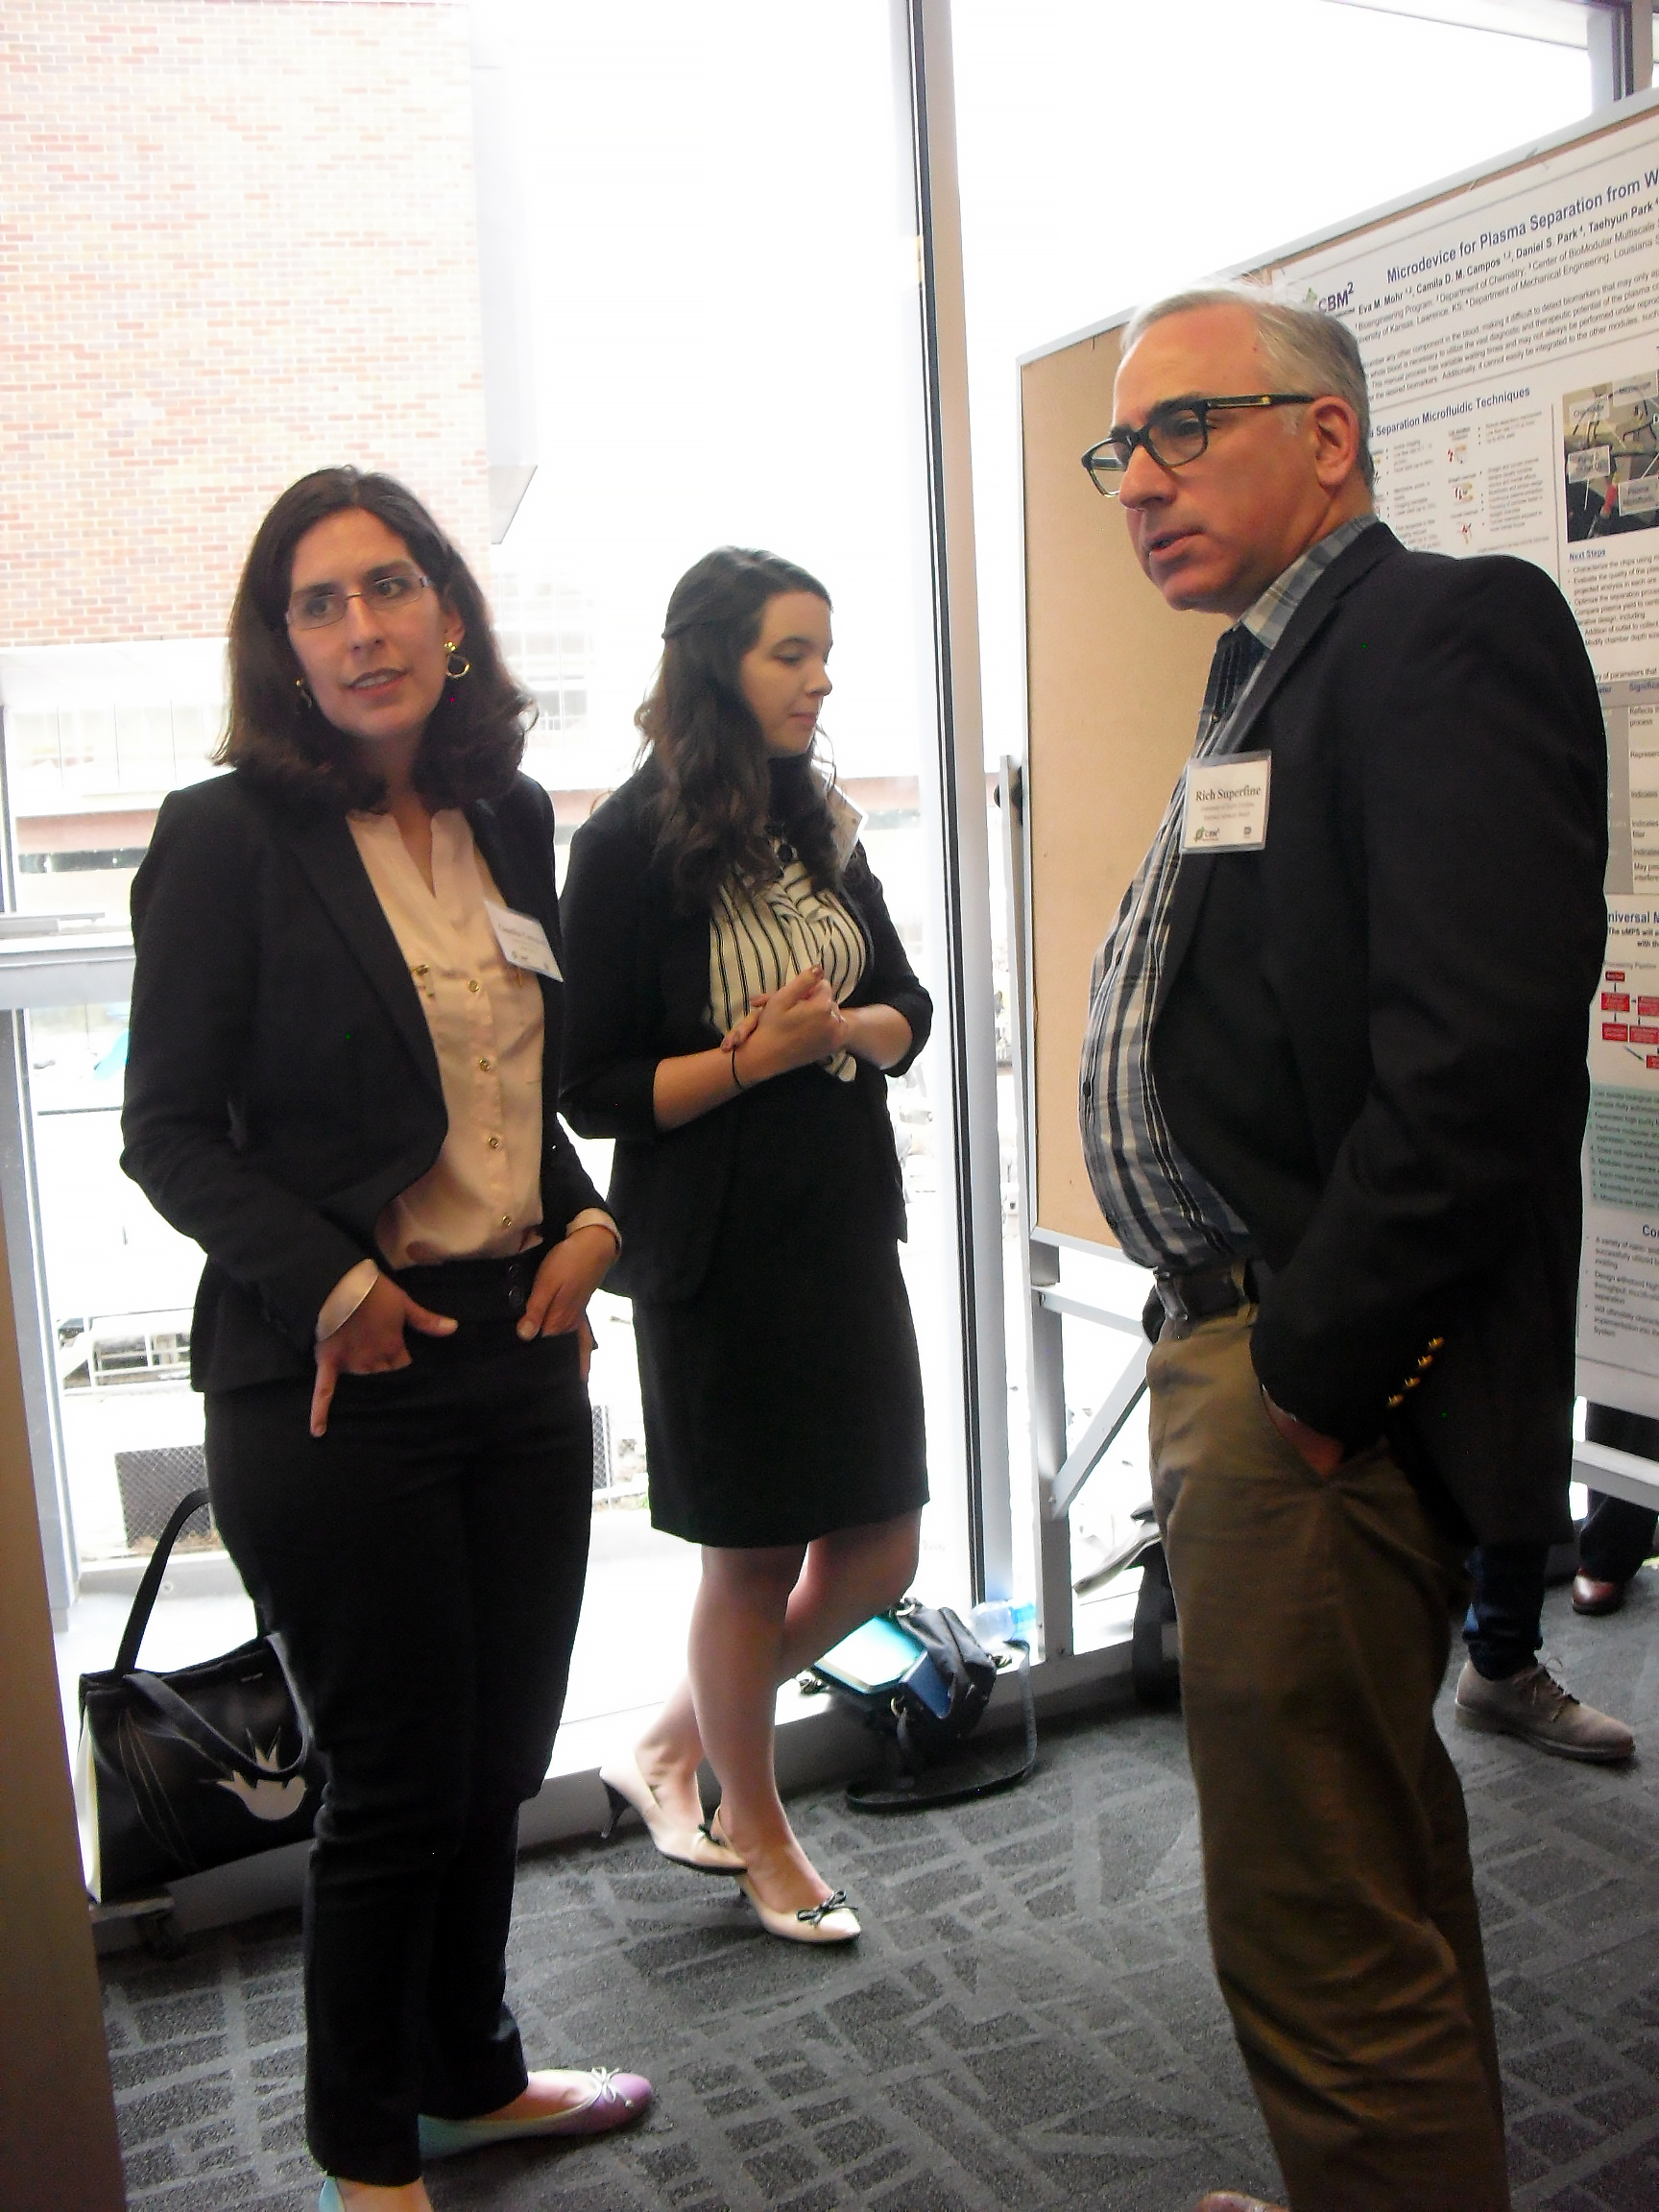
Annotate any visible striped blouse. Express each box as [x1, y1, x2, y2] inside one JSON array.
[[708, 847, 866, 1083]]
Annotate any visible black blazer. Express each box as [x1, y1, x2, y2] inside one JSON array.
[[1147, 523, 1607, 1544], [121, 769, 603, 1394], [558, 765, 932, 1304]]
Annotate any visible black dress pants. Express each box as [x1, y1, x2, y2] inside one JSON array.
[[1464, 1403, 1659, 1676], [205, 1317, 593, 2186], [1462, 1543, 1549, 1679]]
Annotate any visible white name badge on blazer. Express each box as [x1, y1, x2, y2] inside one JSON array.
[[484, 901, 563, 979], [1180, 752, 1271, 854]]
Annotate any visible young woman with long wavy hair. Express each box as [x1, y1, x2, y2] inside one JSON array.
[[561, 546, 931, 1941]]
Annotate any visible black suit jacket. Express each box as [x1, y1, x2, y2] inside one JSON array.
[[1147, 522, 1607, 1545], [121, 769, 602, 1393], [558, 765, 932, 1304]]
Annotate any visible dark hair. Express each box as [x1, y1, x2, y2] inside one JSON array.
[[218, 467, 531, 812], [636, 546, 839, 913]]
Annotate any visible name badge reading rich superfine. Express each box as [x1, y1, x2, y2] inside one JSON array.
[[484, 900, 563, 979], [1180, 751, 1271, 854]]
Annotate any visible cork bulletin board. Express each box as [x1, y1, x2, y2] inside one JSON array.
[[1020, 324, 1222, 1246]]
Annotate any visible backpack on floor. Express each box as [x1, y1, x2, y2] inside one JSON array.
[[807, 1600, 1037, 1812]]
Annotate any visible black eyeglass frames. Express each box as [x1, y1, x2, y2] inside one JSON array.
[[1081, 394, 1316, 496]]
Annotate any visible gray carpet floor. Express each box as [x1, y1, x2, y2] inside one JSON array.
[[102, 1572, 1659, 2212]]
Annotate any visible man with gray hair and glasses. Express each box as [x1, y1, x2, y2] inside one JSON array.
[[1077, 286, 1606, 2212]]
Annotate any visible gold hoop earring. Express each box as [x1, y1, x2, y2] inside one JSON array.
[[295, 676, 315, 709], [444, 644, 471, 680]]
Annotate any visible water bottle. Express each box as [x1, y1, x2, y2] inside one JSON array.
[[968, 1599, 1021, 1644]]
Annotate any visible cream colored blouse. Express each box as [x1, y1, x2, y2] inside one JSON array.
[[315, 808, 612, 1337]]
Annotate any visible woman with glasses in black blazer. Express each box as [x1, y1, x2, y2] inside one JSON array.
[[560, 546, 931, 1944], [121, 469, 650, 2212]]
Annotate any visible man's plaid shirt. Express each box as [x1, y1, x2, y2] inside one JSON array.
[[1078, 516, 1379, 1272]]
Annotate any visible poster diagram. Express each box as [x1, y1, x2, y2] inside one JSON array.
[[1586, 686, 1659, 1395], [1591, 953, 1659, 1090], [1582, 901, 1659, 1391], [1604, 678, 1659, 895], [1564, 374, 1659, 541], [1369, 395, 1551, 564], [1285, 108, 1659, 1412]]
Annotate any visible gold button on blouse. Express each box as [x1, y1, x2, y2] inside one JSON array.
[[487, 1134, 501, 1150], [479, 1057, 494, 1072], [468, 978, 481, 994]]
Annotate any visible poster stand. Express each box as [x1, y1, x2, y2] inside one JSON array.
[[1012, 95, 1659, 1657]]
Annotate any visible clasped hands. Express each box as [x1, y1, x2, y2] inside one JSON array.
[[309, 1224, 616, 1436], [719, 964, 847, 1080]]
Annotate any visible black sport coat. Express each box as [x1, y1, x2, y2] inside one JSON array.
[[1146, 521, 1607, 1545], [121, 769, 602, 1394], [558, 764, 932, 1305]]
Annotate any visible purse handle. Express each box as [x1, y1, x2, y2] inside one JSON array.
[[113, 1486, 213, 1676], [125, 1659, 314, 1786], [109, 1484, 315, 1787]]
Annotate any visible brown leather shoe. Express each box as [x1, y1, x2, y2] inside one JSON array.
[[1190, 2196, 1287, 2211], [1572, 1571, 1626, 1616]]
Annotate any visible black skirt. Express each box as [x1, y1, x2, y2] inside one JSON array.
[[633, 1065, 928, 1547]]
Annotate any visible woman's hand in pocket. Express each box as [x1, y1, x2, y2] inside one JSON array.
[[310, 1275, 457, 1437], [519, 1226, 616, 1345]]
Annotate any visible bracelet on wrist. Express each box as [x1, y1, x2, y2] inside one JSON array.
[[731, 1041, 748, 1092]]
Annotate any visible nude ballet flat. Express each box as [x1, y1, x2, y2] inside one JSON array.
[[704, 1808, 859, 1943], [418, 2067, 653, 2158], [737, 1874, 861, 1944], [598, 1749, 745, 1873]]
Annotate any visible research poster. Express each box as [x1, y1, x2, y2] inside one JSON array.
[[1284, 107, 1659, 1415]]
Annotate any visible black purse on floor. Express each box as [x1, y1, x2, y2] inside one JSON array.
[[75, 1488, 324, 1902]]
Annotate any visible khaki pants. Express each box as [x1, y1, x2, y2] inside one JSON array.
[[1148, 1305, 1510, 2212]]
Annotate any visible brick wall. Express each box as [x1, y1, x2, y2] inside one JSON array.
[[0, 0, 489, 647]]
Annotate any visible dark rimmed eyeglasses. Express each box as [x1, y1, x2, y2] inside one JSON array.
[[1081, 394, 1316, 496], [286, 566, 432, 631]]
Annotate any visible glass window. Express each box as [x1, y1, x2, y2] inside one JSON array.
[[9, 0, 970, 1764], [10, 0, 1585, 1750], [954, 0, 1591, 1624], [29, 1002, 205, 1565], [484, 0, 972, 1729], [956, 0, 1590, 788]]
